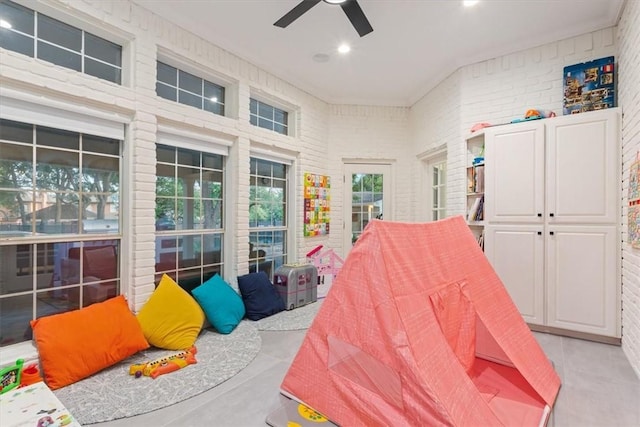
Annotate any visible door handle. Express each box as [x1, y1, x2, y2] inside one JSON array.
[[549, 213, 555, 217], [537, 231, 542, 235], [537, 213, 542, 217], [550, 231, 555, 236]]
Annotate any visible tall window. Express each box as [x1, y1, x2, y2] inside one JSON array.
[[0, 119, 122, 347], [156, 61, 225, 116], [0, 0, 122, 84], [155, 144, 225, 293], [250, 98, 288, 135], [430, 159, 447, 220], [249, 157, 288, 277]]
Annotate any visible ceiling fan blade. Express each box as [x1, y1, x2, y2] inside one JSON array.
[[340, 0, 373, 37], [274, 0, 322, 28]]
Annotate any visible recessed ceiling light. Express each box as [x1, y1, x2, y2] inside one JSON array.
[[0, 19, 12, 29], [338, 44, 351, 54], [463, 0, 480, 7]]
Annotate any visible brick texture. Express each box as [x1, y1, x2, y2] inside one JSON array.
[[0, 0, 637, 373], [618, 0, 640, 378]]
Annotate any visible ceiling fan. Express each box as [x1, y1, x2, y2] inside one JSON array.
[[274, 0, 373, 37]]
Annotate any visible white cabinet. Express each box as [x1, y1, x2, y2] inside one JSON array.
[[483, 109, 620, 340], [546, 113, 619, 224], [546, 225, 618, 337], [485, 121, 545, 224], [484, 224, 544, 325]]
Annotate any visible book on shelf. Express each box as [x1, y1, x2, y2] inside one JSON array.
[[474, 164, 485, 193], [467, 168, 475, 193], [468, 195, 484, 221]]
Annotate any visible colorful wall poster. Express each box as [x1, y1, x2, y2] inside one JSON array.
[[563, 56, 615, 115], [629, 154, 640, 248], [304, 173, 330, 237]]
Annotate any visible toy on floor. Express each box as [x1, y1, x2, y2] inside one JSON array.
[[20, 363, 44, 387], [129, 346, 197, 379], [0, 358, 23, 395], [306, 245, 344, 299]]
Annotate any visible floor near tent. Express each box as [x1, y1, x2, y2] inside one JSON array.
[[87, 330, 640, 427], [265, 394, 337, 427]]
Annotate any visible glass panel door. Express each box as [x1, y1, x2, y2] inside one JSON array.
[[343, 163, 391, 255]]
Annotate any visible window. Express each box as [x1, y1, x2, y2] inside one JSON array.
[[155, 144, 225, 293], [156, 61, 226, 116], [250, 98, 288, 135], [0, 0, 122, 84], [427, 155, 447, 221], [0, 118, 122, 347], [249, 157, 289, 277]]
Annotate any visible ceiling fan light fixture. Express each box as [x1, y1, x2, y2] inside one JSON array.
[[324, 0, 347, 4]]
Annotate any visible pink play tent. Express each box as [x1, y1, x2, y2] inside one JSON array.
[[281, 216, 561, 426]]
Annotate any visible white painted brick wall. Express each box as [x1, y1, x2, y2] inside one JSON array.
[[410, 71, 463, 217], [618, 0, 640, 378], [325, 105, 411, 257], [0, 0, 332, 311], [410, 28, 617, 220], [1, 0, 637, 374]]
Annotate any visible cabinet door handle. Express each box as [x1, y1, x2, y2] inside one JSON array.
[[537, 231, 542, 235], [549, 213, 555, 217], [537, 213, 542, 217], [550, 231, 555, 236]]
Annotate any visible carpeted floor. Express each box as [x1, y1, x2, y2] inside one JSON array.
[[54, 321, 261, 425], [254, 300, 323, 331]]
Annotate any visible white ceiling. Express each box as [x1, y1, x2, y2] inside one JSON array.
[[132, 0, 624, 107]]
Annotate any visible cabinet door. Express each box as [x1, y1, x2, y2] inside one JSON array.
[[546, 225, 619, 337], [484, 122, 545, 223], [485, 224, 544, 325], [545, 110, 619, 224]]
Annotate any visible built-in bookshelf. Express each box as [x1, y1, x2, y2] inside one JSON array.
[[466, 130, 485, 249]]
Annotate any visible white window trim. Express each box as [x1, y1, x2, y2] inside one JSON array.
[[249, 147, 297, 265], [418, 146, 448, 222], [0, 90, 127, 140], [157, 48, 238, 90], [249, 89, 299, 138], [0, 95, 126, 363], [156, 125, 233, 156], [10, 0, 134, 87]]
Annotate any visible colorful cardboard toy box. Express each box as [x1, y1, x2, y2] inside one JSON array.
[[563, 56, 615, 115]]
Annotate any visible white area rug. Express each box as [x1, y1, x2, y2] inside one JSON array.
[[54, 321, 261, 424], [254, 300, 323, 331]]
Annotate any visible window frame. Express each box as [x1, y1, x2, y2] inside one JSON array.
[[248, 90, 297, 138], [0, 0, 125, 85], [250, 98, 289, 136], [0, 112, 124, 350], [248, 150, 296, 277], [155, 51, 235, 118], [154, 129, 232, 292], [419, 148, 448, 222]]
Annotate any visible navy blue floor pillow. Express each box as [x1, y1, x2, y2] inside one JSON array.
[[237, 271, 285, 320]]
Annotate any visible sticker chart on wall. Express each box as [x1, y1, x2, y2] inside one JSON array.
[[629, 152, 640, 248], [304, 173, 330, 237]]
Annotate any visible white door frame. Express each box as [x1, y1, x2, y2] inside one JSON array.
[[342, 162, 392, 256]]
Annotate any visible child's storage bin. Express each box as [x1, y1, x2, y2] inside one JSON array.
[[274, 264, 318, 310]]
